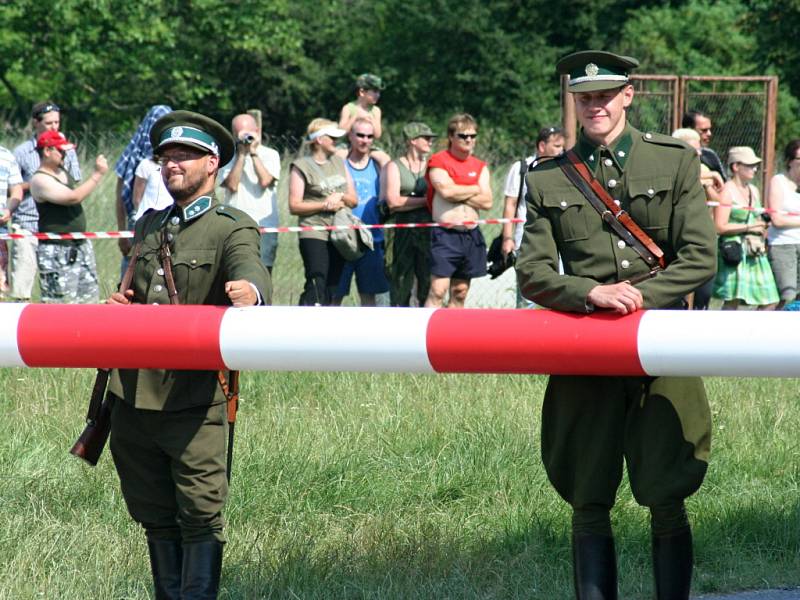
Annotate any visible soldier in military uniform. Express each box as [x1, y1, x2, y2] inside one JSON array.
[[107, 111, 271, 599], [516, 52, 716, 599]]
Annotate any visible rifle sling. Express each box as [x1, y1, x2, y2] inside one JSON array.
[[158, 228, 239, 421], [559, 150, 666, 271]]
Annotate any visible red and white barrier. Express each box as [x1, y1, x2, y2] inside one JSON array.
[[0, 304, 798, 377]]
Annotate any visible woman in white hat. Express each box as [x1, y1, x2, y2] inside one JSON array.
[[288, 118, 357, 305], [712, 145, 778, 309]]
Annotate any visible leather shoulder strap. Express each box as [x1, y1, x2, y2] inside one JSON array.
[[559, 150, 666, 270]]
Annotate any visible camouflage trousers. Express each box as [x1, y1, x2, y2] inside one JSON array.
[[36, 241, 99, 303], [384, 220, 432, 307]]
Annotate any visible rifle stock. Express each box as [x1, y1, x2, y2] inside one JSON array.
[[70, 368, 114, 466], [70, 394, 115, 466]]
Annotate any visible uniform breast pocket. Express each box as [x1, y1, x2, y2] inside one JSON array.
[[627, 176, 673, 234], [172, 249, 217, 300], [542, 191, 590, 242]]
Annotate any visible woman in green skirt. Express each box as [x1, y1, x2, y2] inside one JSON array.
[[713, 146, 779, 309]]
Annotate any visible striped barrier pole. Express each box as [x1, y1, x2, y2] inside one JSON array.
[[0, 304, 798, 377]]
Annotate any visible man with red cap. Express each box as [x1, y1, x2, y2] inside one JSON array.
[[29, 129, 107, 303]]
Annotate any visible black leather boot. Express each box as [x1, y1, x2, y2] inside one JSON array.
[[572, 533, 617, 600], [147, 539, 182, 600], [652, 527, 693, 600], [181, 541, 223, 599]]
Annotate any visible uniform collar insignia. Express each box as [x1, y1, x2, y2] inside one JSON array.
[[608, 126, 633, 171], [574, 125, 634, 172], [181, 195, 213, 221]]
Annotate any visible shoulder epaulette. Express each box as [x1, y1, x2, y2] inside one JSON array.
[[215, 205, 239, 221], [641, 131, 687, 149]]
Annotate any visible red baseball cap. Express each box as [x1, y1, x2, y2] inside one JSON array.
[[36, 130, 75, 151]]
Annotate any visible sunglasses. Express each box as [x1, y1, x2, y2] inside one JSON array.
[[456, 133, 478, 140], [354, 133, 374, 139], [34, 103, 60, 119], [156, 151, 207, 166]]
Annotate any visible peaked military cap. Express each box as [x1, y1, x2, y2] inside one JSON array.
[[150, 110, 235, 165], [557, 51, 639, 93]]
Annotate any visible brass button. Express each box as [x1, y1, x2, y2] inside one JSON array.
[[608, 179, 617, 189], [647, 188, 655, 196], [603, 158, 613, 167], [617, 240, 626, 249], [190, 259, 197, 265], [621, 259, 630, 269], [154, 284, 163, 292], [170, 216, 180, 225], [560, 201, 567, 208], [157, 268, 164, 276]]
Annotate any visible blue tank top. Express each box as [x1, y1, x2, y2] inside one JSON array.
[[346, 157, 382, 243]]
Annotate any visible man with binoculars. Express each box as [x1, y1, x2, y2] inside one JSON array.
[[220, 112, 282, 273]]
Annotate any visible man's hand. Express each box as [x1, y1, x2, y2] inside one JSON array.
[[117, 238, 132, 256], [237, 132, 260, 155], [108, 289, 134, 305], [586, 282, 643, 315], [501, 238, 516, 258], [225, 279, 258, 307], [95, 155, 109, 175]]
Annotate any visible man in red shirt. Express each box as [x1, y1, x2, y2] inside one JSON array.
[[424, 113, 492, 307]]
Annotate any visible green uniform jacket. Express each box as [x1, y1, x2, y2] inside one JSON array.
[[108, 195, 272, 411], [516, 124, 716, 311]]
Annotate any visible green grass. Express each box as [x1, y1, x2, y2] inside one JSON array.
[[0, 369, 799, 598], [4, 143, 800, 598]]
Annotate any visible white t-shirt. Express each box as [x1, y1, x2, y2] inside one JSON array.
[[218, 145, 281, 228], [768, 173, 800, 245], [503, 155, 537, 248], [133, 158, 173, 221]]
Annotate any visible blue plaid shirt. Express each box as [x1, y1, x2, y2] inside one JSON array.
[[12, 137, 81, 232], [114, 105, 172, 220]]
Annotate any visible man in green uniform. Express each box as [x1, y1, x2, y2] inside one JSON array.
[[107, 111, 271, 599], [516, 52, 716, 599]]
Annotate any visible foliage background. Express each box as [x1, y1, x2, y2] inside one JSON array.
[[1, 0, 799, 152]]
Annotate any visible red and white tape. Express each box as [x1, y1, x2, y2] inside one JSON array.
[[3, 201, 797, 241], [0, 304, 797, 376], [0, 218, 524, 241]]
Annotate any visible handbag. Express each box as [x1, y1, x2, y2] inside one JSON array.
[[487, 155, 529, 278], [719, 237, 743, 266], [331, 206, 374, 261]]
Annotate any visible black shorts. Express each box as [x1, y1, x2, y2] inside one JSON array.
[[430, 227, 487, 280]]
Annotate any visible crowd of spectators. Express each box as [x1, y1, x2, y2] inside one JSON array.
[[0, 87, 797, 311]]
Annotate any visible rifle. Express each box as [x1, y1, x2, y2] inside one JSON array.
[[69, 368, 115, 466], [70, 243, 141, 466], [217, 370, 240, 483]]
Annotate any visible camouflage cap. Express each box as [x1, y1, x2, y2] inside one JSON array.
[[355, 73, 384, 91], [150, 110, 235, 165], [403, 121, 436, 140], [557, 51, 639, 93]]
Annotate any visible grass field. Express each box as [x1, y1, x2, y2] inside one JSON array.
[[0, 369, 799, 599], [2, 144, 799, 598]]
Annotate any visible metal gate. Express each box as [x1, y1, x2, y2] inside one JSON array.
[[561, 75, 779, 192]]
